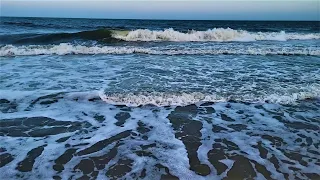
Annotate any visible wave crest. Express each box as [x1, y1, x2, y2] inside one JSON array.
[[1, 89, 318, 108], [114, 28, 320, 42], [99, 91, 320, 107], [99, 92, 225, 107], [2, 28, 319, 45]]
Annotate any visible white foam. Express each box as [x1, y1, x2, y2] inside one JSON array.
[[113, 28, 320, 42], [1, 84, 319, 110], [1, 88, 319, 179], [99, 89, 320, 107], [1, 43, 319, 56], [99, 92, 226, 107]]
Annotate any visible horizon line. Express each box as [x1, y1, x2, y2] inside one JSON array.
[[1, 15, 319, 22]]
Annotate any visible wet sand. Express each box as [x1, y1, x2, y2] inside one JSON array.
[[1, 96, 319, 179]]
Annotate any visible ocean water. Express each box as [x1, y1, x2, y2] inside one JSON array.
[[0, 17, 319, 180]]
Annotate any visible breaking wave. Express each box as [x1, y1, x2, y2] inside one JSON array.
[[97, 84, 320, 107], [99, 90, 320, 107], [114, 28, 320, 42], [2, 90, 318, 108], [1, 28, 320, 45], [1, 43, 319, 56]]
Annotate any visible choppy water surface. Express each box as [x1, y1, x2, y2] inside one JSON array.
[[0, 17, 319, 180]]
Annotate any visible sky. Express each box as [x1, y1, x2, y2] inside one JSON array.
[[0, 0, 319, 20]]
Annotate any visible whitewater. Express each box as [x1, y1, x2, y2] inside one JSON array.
[[113, 28, 320, 41]]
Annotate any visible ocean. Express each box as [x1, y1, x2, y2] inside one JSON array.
[[0, 17, 319, 179]]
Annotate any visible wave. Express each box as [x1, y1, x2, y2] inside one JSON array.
[[0, 29, 121, 45], [114, 28, 320, 42], [1, 89, 318, 108], [2, 21, 127, 30], [99, 92, 226, 107], [3, 21, 35, 26], [98, 83, 320, 106], [1, 43, 319, 56], [99, 91, 320, 107], [1, 28, 320, 45]]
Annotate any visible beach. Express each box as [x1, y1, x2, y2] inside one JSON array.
[[0, 17, 320, 179]]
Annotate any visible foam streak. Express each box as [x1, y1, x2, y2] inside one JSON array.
[[1, 44, 319, 56]]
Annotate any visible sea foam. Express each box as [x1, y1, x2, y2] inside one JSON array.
[[99, 90, 320, 107], [1, 43, 319, 56]]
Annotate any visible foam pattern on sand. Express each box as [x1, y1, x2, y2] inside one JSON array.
[[0, 91, 319, 179]]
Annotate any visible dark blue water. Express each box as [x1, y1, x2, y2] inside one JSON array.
[[1, 17, 319, 44], [1, 17, 319, 32]]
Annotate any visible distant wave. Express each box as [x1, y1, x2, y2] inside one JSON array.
[[2, 21, 127, 30], [2, 21, 78, 30], [114, 28, 320, 42], [3, 21, 35, 26], [1, 28, 320, 45], [0, 29, 121, 45], [1, 43, 319, 56]]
